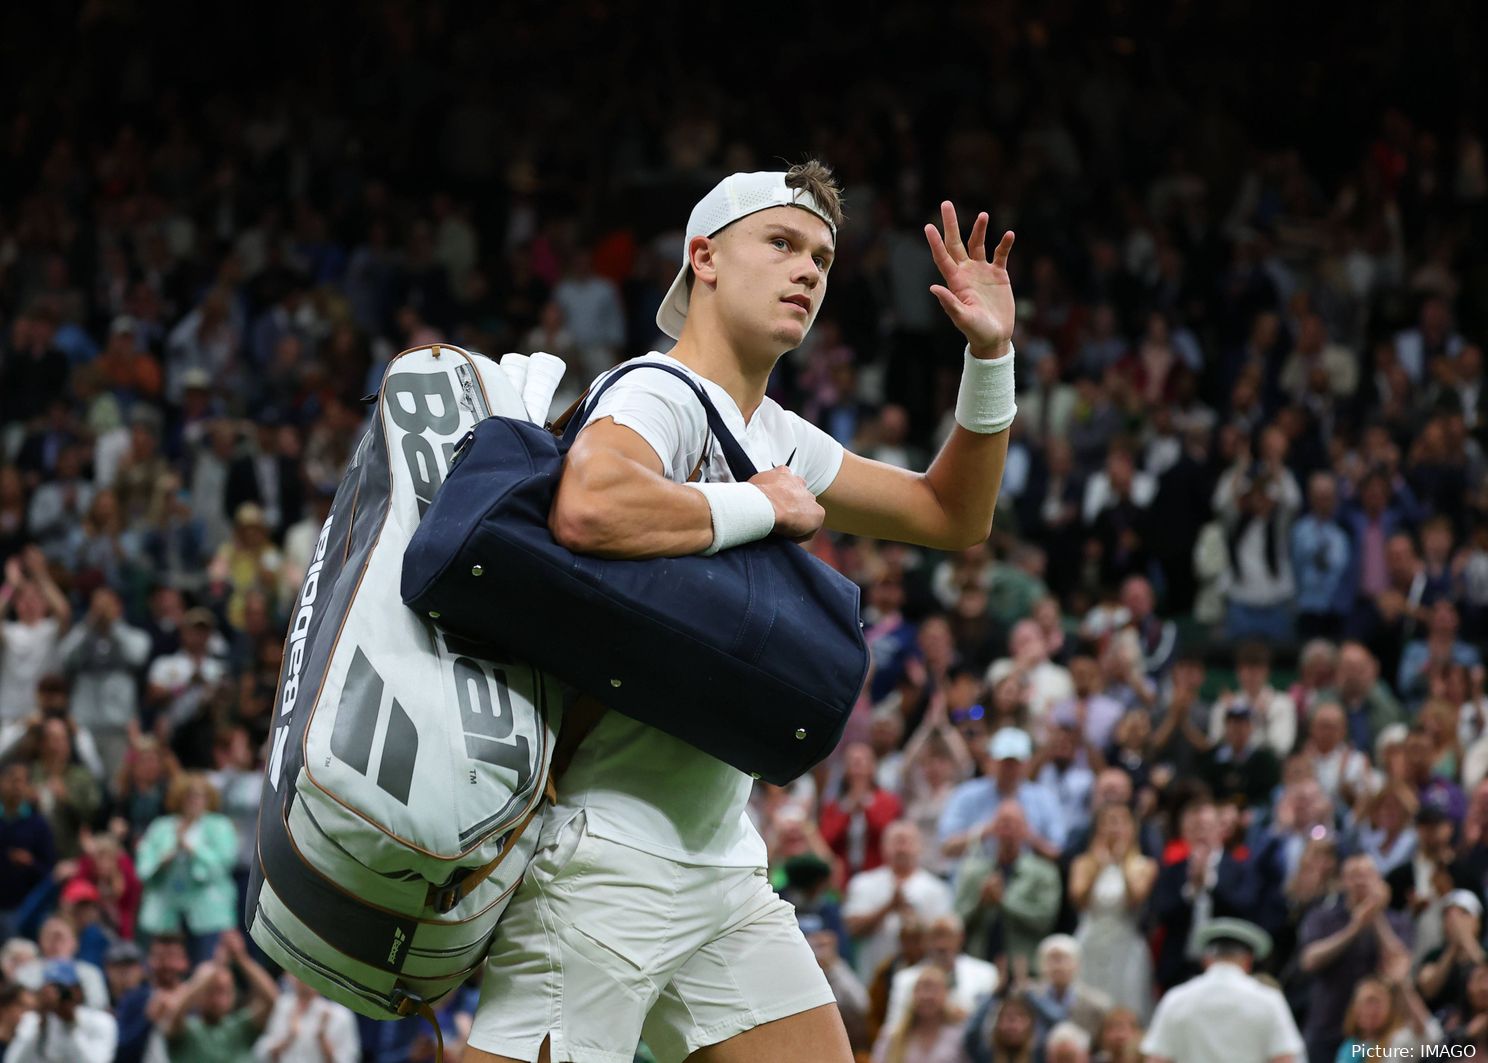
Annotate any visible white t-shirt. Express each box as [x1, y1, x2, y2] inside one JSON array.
[[0, 618, 61, 722], [842, 866, 953, 981], [556, 353, 845, 868]]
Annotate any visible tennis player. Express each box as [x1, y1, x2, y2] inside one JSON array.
[[469, 160, 1018, 1063]]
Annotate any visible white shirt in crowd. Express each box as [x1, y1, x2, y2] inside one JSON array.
[[1141, 961, 1303, 1063], [1207, 686, 1297, 757], [0, 618, 61, 723], [146, 651, 229, 732], [986, 657, 1074, 737], [3, 1006, 118, 1063], [884, 955, 998, 1031], [841, 866, 954, 982], [253, 993, 361, 1063], [553, 353, 845, 868]]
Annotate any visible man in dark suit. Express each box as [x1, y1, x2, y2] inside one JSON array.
[[225, 412, 303, 540], [1150, 795, 1257, 988]]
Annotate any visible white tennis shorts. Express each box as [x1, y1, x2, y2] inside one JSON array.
[[466, 809, 836, 1063]]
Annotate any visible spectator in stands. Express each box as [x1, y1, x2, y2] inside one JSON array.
[[1025, 934, 1110, 1038], [108, 735, 177, 849], [869, 963, 964, 1063], [1051, 654, 1125, 752], [1208, 640, 1297, 758], [0, 548, 71, 727], [1070, 802, 1156, 1019], [253, 974, 360, 1063], [1292, 472, 1353, 640], [206, 502, 282, 631], [820, 742, 903, 883], [0, 761, 54, 940], [883, 913, 997, 1030], [1399, 600, 1482, 706], [1336, 963, 1443, 1058], [20, 915, 108, 1008], [1300, 699, 1372, 807], [23, 715, 101, 858], [954, 801, 1061, 973], [1299, 853, 1414, 1063], [940, 728, 1066, 865], [963, 991, 1040, 1063], [986, 619, 1074, 737], [154, 930, 276, 1061], [1150, 795, 1257, 988], [1419, 889, 1486, 1016], [4, 957, 117, 1063], [1323, 641, 1405, 753], [843, 820, 953, 982], [135, 773, 239, 964], [144, 606, 228, 768], [1199, 704, 1282, 811], [56, 586, 150, 774]]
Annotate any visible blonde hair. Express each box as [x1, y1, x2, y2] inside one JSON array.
[[166, 771, 221, 815], [1342, 976, 1404, 1044], [880, 965, 964, 1063]]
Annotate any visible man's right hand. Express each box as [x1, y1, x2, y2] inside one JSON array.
[[750, 466, 825, 542]]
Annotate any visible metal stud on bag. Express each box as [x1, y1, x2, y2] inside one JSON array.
[[794, 728, 807, 740], [610, 678, 622, 688], [428, 611, 441, 619], [470, 564, 484, 577]]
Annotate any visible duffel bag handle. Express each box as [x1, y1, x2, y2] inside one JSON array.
[[559, 362, 759, 483]]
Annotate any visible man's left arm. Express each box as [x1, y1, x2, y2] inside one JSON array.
[[821, 204, 1016, 551]]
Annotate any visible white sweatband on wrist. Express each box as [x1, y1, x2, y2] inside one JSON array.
[[683, 481, 777, 555], [954, 344, 1018, 434]]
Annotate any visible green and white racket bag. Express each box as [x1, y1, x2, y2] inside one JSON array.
[[247, 343, 565, 1021]]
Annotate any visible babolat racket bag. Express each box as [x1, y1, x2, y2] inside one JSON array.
[[247, 344, 563, 1023], [401, 360, 868, 786]]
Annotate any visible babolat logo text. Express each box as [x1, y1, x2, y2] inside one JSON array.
[[387, 927, 407, 965], [267, 513, 336, 790]]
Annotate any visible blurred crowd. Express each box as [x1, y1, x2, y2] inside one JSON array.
[[3, 2, 1488, 1061]]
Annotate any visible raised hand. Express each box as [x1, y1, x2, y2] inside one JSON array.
[[924, 201, 1016, 360]]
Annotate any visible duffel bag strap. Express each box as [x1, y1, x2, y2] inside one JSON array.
[[428, 774, 558, 914], [391, 988, 446, 1062]]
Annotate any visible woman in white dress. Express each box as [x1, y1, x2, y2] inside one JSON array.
[[1069, 803, 1157, 1021]]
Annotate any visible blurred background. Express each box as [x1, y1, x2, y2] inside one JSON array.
[[2, 1, 1488, 1060]]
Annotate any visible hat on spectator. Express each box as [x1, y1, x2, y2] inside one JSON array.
[[182, 367, 213, 391], [1446, 890, 1484, 919], [1224, 703, 1253, 720], [988, 727, 1033, 762], [183, 607, 217, 630], [1194, 917, 1272, 961], [60, 878, 101, 905], [41, 958, 80, 988], [656, 171, 838, 341], [104, 940, 145, 966], [110, 315, 137, 337]]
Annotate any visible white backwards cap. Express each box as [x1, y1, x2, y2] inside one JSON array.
[[655, 170, 837, 341]]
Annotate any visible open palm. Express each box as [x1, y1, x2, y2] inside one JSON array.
[[924, 200, 1016, 359]]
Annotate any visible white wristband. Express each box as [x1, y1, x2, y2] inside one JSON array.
[[683, 482, 776, 555], [954, 344, 1017, 434]]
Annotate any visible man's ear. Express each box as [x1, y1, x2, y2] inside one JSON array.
[[689, 235, 718, 289]]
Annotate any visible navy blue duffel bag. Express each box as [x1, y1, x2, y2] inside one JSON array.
[[400, 362, 868, 785]]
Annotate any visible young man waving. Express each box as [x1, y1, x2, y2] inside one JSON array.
[[469, 161, 1018, 1063]]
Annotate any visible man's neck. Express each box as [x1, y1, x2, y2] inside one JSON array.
[[668, 324, 776, 423]]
